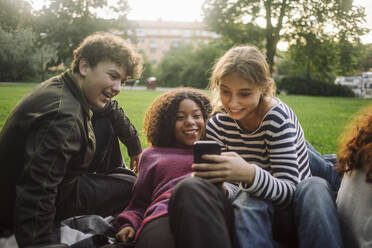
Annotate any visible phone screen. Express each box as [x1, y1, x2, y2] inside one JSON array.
[[193, 140, 221, 163]]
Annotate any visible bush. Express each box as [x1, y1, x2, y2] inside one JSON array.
[[276, 76, 354, 97]]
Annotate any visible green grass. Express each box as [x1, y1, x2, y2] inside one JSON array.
[[1, 84, 372, 165]]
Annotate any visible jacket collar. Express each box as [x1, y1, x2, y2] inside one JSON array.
[[62, 70, 93, 119]]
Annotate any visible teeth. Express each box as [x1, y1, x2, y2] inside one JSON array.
[[185, 130, 198, 134]]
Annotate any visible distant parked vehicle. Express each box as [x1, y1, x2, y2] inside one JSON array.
[[362, 72, 372, 98], [334, 72, 372, 98], [334, 76, 363, 97]]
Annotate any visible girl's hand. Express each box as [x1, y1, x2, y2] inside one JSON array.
[[116, 226, 135, 243], [192, 152, 256, 186], [130, 154, 140, 173]]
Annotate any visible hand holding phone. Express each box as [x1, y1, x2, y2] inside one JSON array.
[[193, 141, 224, 188]]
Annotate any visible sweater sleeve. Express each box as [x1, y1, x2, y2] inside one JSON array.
[[240, 119, 299, 208], [114, 149, 154, 231]]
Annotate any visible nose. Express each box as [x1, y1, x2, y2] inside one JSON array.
[[184, 115, 195, 126], [112, 80, 122, 95], [229, 94, 239, 107]]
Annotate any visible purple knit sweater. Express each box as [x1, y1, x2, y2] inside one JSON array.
[[114, 146, 194, 239]]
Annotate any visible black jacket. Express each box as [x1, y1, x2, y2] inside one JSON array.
[[0, 70, 135, 247]]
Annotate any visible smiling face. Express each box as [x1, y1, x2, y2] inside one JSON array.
[[79, 60, 127, 109], [174, 99, 206, 147], [219, 71, 263, 128]]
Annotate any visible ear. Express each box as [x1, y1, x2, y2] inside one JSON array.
[[79, 59, 90, 77]]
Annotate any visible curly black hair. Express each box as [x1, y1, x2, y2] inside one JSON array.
[[143, 87, 212, 147]]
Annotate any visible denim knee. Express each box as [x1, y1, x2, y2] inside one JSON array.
[[294, 176, 337, 214], [233, 191, 270, 208], [296, 177, 334, 199]]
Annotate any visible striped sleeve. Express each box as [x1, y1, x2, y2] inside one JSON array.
[[207, 103, 310, 208], [240, 118, 299, 207]]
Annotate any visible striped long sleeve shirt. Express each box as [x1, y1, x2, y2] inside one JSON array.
[[206, 98, 311, 207]]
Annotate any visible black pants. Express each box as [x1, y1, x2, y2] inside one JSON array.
[[55, 114, 136, 220], [136, 177, 234, 248]]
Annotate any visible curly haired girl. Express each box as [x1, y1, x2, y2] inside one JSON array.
[[337, 104, 372, 248], [114, 87, 234, 248]]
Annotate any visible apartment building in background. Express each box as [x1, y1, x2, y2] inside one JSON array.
[[128, 20, 220, 66]]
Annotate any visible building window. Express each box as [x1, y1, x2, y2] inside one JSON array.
[[183, 29, 191, 37], [149, 39, 158, 48], [171, 29, 179, 35], [150, 48, 157, 54], [136, 29, 145, 36], [149, 29, 157, 35]]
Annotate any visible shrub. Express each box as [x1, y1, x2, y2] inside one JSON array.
[[276, 76, 354, 97]]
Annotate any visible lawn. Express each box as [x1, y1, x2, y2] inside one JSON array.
[[1, 83, 372, 165]]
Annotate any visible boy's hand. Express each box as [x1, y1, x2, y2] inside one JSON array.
[[116, 226, 135, 243], [130, 154, 140, 173]]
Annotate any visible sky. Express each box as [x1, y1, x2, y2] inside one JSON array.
[[30, 0, 372, 44]]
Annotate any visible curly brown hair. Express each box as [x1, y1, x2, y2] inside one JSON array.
[[337, 104, 372, 183], [143, 87, 212, 147], [71, 32, 143, 79]]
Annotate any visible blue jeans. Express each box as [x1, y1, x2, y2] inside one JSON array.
[[231, 177, 343, 248], [306, 141, 341, 193]]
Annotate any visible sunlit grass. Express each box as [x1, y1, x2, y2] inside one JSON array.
[[1, 84, 372, 166]]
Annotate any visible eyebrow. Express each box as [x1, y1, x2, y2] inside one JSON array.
[[220, 84, 253, 91], [176, 108, 202, 114]]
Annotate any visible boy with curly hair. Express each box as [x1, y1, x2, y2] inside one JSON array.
[[0, 32, 143, 247]]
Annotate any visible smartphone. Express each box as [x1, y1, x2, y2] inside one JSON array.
[[193, 140, 221, 164]]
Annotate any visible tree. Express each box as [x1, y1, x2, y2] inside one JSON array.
[[0, 27, 39, 81], [33, 0, 132, 66], [358, 43, 372, 72], [202, 0, 368, 74], [278, 38, 339, 82], [155, 41, 227, 88], [0, 0, 33, 31]]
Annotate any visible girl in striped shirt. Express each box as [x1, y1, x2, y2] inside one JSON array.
[[192, 46, 342, 248]]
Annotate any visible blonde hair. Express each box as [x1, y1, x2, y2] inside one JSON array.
[[209, 46, 276, 112]]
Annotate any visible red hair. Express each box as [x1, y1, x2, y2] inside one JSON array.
[[337, 104, 372, 183]]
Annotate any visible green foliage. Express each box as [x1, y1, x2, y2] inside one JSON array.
[[278, 39, 338, 81], [137, 51, 154, 84], [155, 44, 193, 87], [0, 0, 34, 31], [335, 37, 362, 76], [358, 43, 372, 72], [202, 0, 368, 75], [155, 41, 227, 88], [0, 27, 40, 81], [32, 0, 132, 66], [276, 76, 354, 97]]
